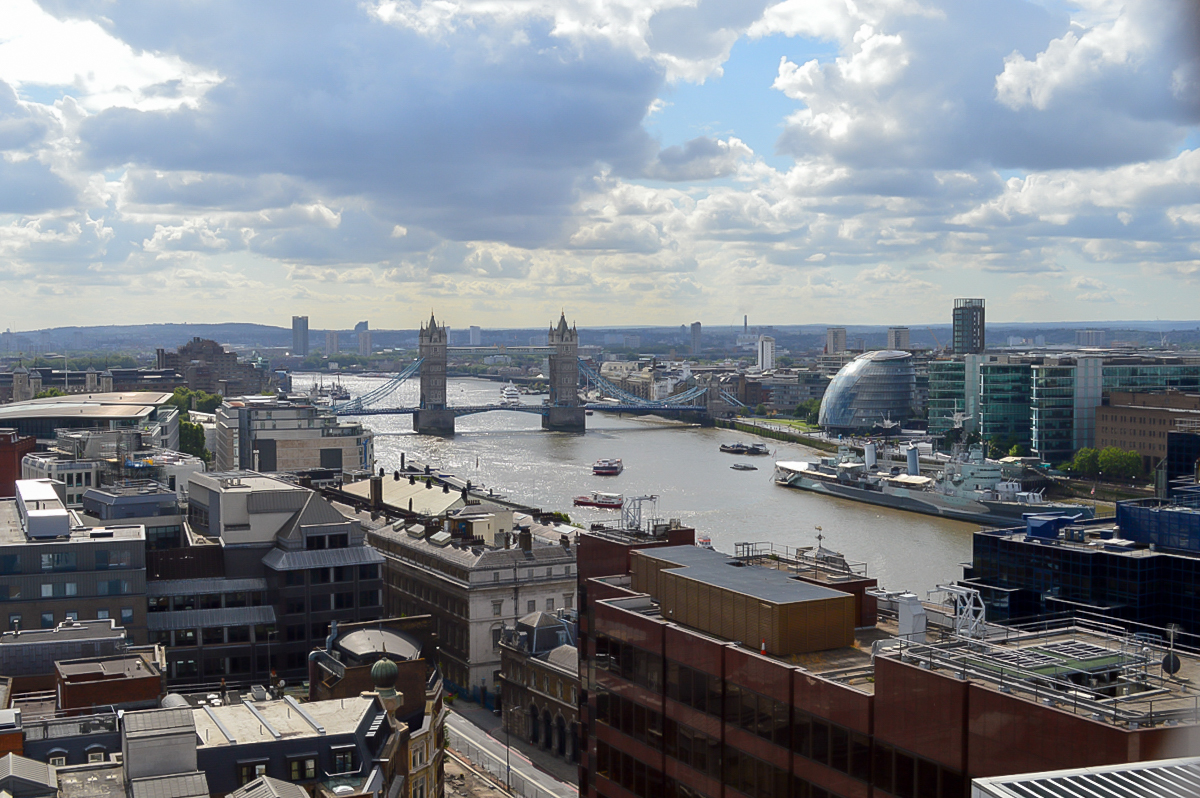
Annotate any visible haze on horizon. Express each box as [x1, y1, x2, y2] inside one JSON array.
[[0, 0, 1198, 331]]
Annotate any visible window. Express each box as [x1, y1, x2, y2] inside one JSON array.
[[49, 756, 67, 767], [88, 751, 105, 764], [312, 622, 329, 640], [203, 628, 225, 646], [96, 550, 131, 570], [66, 583, 77, 596], [289, 757, 317, 781], [41, 612, 54, 629], [564, 594, 573, 609], [41, 584, 53, 598], [41, 552, 76, 571], [527, 600, 536, 613], [492, 601, 503, 617], [310, 594, 331, 612], [359, 564, 380, 580], [285, 570, 305, 586], [286, 624, 306, 642], [238, 762, 268, 786], [285, 598, 306, 614], [8, 613, 20, 630], [121, 608, 134, 625], [359, 590, 380, 607], [332, 747, 355, 772], [492, 627, 503, 649], [65, 611, 78, 622], [96, 609, 109, 620], [334, 592, 354, 610], [546, 598, 555, 611], [0, 555, 20, 575]]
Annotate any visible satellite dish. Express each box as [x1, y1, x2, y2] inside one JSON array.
[[1163, 653, 1182, 676]]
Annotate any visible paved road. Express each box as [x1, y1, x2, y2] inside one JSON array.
[[446, 711, 578, 798]]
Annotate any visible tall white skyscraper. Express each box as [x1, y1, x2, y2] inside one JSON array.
[[469, 326, 482, 346], [326, 330, 339, 354], [757, 335, 776, 371], [886, 326, 910, 350]]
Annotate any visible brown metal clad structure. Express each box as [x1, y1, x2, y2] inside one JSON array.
[[630, 548, 854, 655]]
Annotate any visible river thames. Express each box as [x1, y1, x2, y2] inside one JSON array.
[[296, 373, 975, 595]]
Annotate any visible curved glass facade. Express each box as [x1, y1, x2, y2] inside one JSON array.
[[819, 351, 915, 432]]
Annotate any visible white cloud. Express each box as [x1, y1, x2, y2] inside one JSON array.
[[0, 0, 221, 112]]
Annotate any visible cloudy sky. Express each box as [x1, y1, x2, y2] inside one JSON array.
[[1, 0, 1198, 331]]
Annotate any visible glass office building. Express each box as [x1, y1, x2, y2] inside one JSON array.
[[818, 351, 915, 432], [1030, 364, 1076, 464], [927, 360, 966, 436], [977, 363, 1032, 450]]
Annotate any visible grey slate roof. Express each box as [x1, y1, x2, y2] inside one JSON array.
[[123, 708, 195, 737], [227, 777, 307, 798], [146, 577, 267, 597], [146, 605, 276, 632], [519, 610, 563, 628], [261, 545, 382, 571], [546, 644, 579, 673], [0, 754, 56, 791], [274, 492, 354, 544], [129, 773, 209, 798]]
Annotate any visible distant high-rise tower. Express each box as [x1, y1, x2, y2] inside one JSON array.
[[690, 322, 702, 356], [887, 326, 910, 351], [292, 316, 309, 356], [358, 329, 372, 356], [326, 330, 339, 355], [1075, 329, 1107, 348], [757, 335, 776, 371], [743, 315, 748, 333], [952, 298, 986, 354], [469, 326, 482, 346], [826, 327, 847, 355]]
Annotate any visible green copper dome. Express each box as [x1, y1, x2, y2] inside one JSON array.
[[371, 656, 398, 689]]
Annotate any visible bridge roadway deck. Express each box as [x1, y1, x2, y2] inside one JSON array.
[[334, 402, 708, 417]]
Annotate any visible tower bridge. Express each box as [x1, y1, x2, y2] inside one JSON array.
[[330, 312, 735, 434]]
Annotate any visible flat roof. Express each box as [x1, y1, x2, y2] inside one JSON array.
[[342, 476, 463, 516], [194, 695, 375, 748], [634, 545, 849, 604], [190, 471, 304, 494], [879, 624, 1200, 726], [57, 654, 158, 680], [0, 620, 124, 645]]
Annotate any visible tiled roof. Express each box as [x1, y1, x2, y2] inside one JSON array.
[[146, 606, 276, 632], [122, 708, 195, 736], [261, 546, 383, 571], [146, 578, 267, 597], [129, 773, 210, 798]]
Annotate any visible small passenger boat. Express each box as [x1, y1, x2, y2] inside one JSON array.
[[593, 458, 624, 476], [573, 491, 624, 509], [730, 463, 758, 471]]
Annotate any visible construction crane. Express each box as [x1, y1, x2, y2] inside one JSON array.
[[926, 327, 943, 353]]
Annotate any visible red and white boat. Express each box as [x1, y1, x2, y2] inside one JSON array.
[[573, 491, 624, 509], [592, 458, 624, 476]]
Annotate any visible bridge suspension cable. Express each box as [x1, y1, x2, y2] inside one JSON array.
[[332, 358, 423, 414], [577, 359, 707, 407]]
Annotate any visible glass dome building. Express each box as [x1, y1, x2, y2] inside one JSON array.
[[818, 350, 915, 432]]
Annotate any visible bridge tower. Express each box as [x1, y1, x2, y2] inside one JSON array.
[[543, 312, 586, 432], [415, 312, 455, 435]]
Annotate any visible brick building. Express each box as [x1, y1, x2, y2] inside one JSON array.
[[1096, 390, 1200, 472], [578, 530, 1200, 798], [156, 337, 264, 396], [0, 429, 35, 498]]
